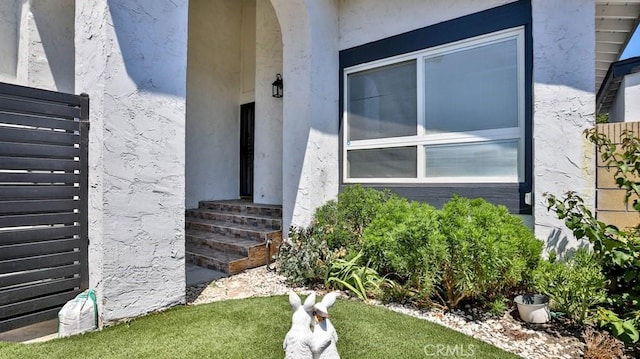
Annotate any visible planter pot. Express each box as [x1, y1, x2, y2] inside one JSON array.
[[514, 294, 550, 324]]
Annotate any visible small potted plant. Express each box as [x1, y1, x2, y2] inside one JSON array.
[[514, 294, 550, 324]]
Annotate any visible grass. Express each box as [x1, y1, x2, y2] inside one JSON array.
[[0, 296, 519, 359]]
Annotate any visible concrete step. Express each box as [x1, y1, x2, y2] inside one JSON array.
[[198, 200, 282, 218], [185, 217, 282, 243], [185, 208, 282, 231]]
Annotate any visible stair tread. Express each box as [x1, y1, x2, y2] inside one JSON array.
[[185, 217, 281, 234], [186, 230, 265, 247], [186, 242, 247, 263], [186, 208, 282, 221], [200, 200, 282, 209]]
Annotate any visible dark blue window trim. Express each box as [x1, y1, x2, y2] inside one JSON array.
[[338, 0, 533, 214]]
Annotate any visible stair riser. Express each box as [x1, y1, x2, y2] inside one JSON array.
[[186, 251, 267, 276], [185, 210, 282, 230], [186, 252, 232, 274], [186, 221, 281, 242], [198, 202, 282, 218], [186, 234, 250, 257]]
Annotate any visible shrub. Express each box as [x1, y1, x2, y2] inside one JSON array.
[[361, 197, 448, 301], [324, 251, 388, 301], [533, 248, 607, 323], [544, 128, 640, 342], [596, 307, 640, 344], [313, 184, 394, 251], [438, 195, 542, 308], [276, 226, 332, 286]]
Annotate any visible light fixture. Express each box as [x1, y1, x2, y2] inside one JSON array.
[[272, 73, 283, 98]]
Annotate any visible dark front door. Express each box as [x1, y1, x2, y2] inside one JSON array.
[[239, 102, 255, 199]]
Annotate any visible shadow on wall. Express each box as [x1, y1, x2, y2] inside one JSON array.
[[545, 228, 589, 258], [106, 0, 187, 97], [30, 0, 75, 93]]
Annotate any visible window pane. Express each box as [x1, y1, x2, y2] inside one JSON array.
[[348, 60, 417, 141], [424, 38, 518, 134], [348, 147, 416, 178], [424, 140, 518, 178]]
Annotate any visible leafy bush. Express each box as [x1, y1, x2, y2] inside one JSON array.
[[596, 308, 640, 344], [313, 184, 394, 251], [438, 196, 542, 308], [276, 226, 332, 286], [544, 128, 640, 342], [360, 194, 541, 309], [361, 197, 447, 302], [533, 248, 607, 323]]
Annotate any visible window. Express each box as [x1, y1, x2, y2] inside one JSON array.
[[343, 28, 525, 184]]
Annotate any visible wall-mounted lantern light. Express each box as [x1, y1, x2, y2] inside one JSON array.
[[272, 74, 283, 98]]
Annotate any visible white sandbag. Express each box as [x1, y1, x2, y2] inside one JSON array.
[[58, 289, 98, 338]]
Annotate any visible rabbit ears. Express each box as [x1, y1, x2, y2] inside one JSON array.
[[289, 291, 316, 311], [313, 292, 338, 317]]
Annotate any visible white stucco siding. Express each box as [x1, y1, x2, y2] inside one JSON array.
[[271, 0, 340, 231], [624, 73, 640, 122], [0, 0, 19, 83], [76, 0, 187, 323], [532, 0, 595, 252], [25, 0, 75, 93], [254, 0, 283, 205], [609, 80, 625, 123], [338, 0, 516, 50], [0, 0, 74, 92], [185, 0, 243, 208]]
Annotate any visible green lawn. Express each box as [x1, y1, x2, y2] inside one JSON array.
[[0, 296, 518, 359]]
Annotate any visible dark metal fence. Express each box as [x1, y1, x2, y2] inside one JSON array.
[[0, 82, 89, 333]]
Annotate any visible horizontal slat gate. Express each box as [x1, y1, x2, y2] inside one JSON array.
[[0, 82, 89, 333]]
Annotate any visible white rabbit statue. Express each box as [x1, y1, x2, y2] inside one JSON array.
[[283, 291, 318, 359], [311, 292, 341, 359]]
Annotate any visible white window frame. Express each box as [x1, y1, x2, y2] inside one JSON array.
[[343, 26, 525, 184]]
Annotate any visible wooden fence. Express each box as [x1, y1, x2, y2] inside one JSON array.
[[595, 122, 640, 229], [0, 82, 89, 333]]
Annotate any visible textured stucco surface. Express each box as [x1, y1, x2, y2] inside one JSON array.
[[610, 72, 640, 123], [624, 73, 640, 122], [271, 0, 340, 231], [254, 0, 283, 205], [531, 0, 595, 253], [0, 0, 74, 92], [0, 0, 19, 83], [338, 0, 516, 50], [75, 0, 187, 323], [185, 0, 243, 208]]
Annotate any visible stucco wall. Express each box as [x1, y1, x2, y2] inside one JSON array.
[[254, 0, 283, 205], [0, 0, 19, 83], [531, 0, 595, 253], [609, 73, 640, 123], [271, 0, 340, 231], [185, 0, 243, 208], [0, 0, 74, 92], [609, 79, 625, 123], [26, 0, 75, 93], [338, 0, 516, 50], [624, 72, 640, 122], [75, 0, 187, 323]]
